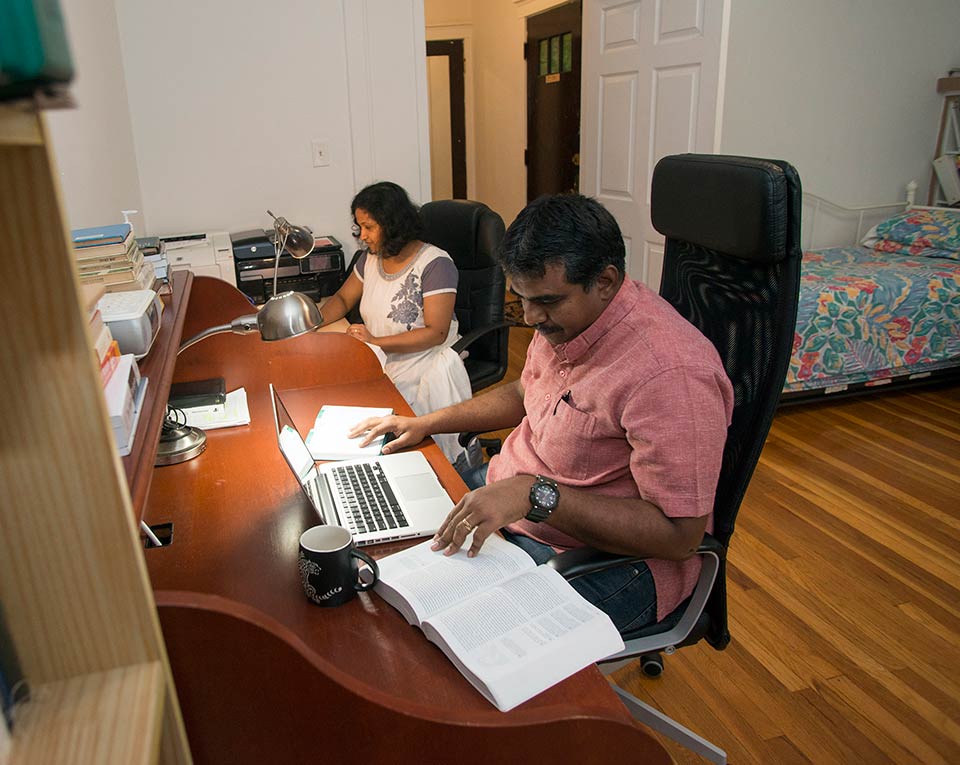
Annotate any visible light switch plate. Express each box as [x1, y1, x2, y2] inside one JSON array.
[[311, 139, 330, 167]]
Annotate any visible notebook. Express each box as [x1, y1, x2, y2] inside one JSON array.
[[270, 385, 453, 546]]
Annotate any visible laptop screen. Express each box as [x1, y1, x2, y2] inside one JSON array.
[[270, 384, 328, 518]]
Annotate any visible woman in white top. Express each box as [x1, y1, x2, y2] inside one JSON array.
[[319, 182, 472, 465]]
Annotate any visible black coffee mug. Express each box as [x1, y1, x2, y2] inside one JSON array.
[[298, 525, 379, 607]]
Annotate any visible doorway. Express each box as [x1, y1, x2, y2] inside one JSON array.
[[426, 39, 467, 200], [526, 1, 582, 201]]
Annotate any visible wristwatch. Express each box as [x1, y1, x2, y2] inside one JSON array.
[[526, 475, 560, 523]]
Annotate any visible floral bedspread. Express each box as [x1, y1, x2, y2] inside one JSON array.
[[784, 246, 960, 393]]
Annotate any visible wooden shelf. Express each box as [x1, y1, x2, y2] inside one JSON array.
[[121, 270, 194, 518], [10, 662, 165, 765], [0, 109, 191, 764]]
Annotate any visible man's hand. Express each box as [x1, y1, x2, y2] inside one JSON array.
[[347, 414, 428, 453], [431, 475, 536, 558]]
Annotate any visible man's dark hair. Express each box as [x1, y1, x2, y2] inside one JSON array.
[[350, 181, 422, 257], [498, 194, 626, 288]]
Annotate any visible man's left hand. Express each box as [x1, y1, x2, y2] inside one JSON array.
[[431, 475, 536, 558]]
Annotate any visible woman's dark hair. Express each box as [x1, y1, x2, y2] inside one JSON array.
[[350, 181, 422, 257], [498, 194, 625, 288]]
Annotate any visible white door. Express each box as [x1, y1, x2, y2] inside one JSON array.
[[580, 0, 727, 288]]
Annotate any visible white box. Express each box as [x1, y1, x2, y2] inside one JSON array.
[[104, 354, 141, 433]]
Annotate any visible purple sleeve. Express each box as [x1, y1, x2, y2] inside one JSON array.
[[421, 254, 458, 296], [353, 252, 367, 281]]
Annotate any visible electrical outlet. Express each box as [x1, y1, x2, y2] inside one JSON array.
[[311, 139, 330, 167]]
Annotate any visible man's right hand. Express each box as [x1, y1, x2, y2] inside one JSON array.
[[347, 414, 429, 454]]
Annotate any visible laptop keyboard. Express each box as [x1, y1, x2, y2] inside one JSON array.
[[329, 462, 409, 535]]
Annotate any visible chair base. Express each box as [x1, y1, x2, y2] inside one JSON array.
[[610, 683, 727, 765]]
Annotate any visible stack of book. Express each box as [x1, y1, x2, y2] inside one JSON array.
[[136, 235, 168, 282], [80, 284, 145, 454], [72, 223, 156, 293]]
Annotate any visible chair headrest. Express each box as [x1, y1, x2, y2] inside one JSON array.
[[420, 199, 505, 270], [651, 154, 799, 263]]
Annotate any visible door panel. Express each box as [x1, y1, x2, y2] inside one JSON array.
[[581, 0, 726, 287], [527, 1, 583, 200]]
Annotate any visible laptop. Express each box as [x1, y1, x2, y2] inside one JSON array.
[[270, 384, 454, 546]]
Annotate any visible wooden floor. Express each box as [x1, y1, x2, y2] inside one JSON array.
[[494, 326, 960, 764]]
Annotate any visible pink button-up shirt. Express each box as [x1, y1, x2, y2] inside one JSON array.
[[490, 278, 733, 621]]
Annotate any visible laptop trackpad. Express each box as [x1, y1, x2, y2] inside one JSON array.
[[395, 473, 446, 501]]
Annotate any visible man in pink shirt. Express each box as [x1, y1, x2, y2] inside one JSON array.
[[353, 194, 733, 632]]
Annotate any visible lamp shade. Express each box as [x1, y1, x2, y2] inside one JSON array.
[[257, 290, 324, 341], [268, 210, 315, 259]]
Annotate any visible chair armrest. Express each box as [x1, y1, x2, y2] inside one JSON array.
[[452, 320, 515, 355], [545, 533, 725, 580]]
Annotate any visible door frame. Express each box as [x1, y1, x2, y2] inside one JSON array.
[[425, 24, 477, 201], [427, 39, 467, 199]]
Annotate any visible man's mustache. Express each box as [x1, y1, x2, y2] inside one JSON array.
[[534, 323, 562, 335]]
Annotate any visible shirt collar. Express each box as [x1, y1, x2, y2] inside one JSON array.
[[552, 278, 637, 363]]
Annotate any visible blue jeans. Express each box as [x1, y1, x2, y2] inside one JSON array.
[[459, 463, 658, 633]]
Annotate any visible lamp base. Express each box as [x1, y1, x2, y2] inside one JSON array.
[[156, 422, 207, 466]]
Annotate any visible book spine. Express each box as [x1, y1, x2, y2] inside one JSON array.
[[99, 341, 121, 387], [0, 602, 28, 732]]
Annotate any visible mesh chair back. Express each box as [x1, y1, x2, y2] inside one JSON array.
[[421, 199, 508, 392], [652, 154, 802, 546]]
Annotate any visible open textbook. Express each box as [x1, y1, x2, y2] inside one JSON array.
[[305, 405, 392, 461], [368, 533, 624, 712]]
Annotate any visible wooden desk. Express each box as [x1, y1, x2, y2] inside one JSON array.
[[143, 277, 668, 763]]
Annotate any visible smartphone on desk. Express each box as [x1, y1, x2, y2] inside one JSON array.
[[168, 377, 226, 410]]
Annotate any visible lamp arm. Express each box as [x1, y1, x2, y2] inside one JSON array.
[[273, 242, 282, 298], [178, 314, 260, 354]]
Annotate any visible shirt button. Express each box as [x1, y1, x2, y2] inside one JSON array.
[[559, 370, 566, 378], [545, 393, 551, 400]]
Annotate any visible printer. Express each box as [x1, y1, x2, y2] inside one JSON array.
[[160, 231, 236, 286], [231, 229, 345, 305]]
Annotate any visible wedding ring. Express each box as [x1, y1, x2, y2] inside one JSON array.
[[459, 518, 474, 532]]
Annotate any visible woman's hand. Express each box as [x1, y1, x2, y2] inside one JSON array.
[[430, 475, 536, 558], [347, 414, 429, 453], [346, 324, 375, 344]]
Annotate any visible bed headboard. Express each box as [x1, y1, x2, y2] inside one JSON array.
[[801, 181, 918, 250]]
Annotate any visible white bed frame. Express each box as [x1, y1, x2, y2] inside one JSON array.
[[801, 181, 918, 250], [801, 180, 958, 250]]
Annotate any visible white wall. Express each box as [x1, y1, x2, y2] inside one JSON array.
[[720, 0, 960, 206], [47, 0, 432, 252], [46, 0, 143, 232]]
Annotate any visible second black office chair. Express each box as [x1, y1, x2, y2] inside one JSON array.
[[547, 154, 803, 764]]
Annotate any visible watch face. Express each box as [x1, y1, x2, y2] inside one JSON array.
[[533, 482, 558, 509]]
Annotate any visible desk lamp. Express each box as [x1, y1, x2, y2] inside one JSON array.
[[156, 212, 322, 465]]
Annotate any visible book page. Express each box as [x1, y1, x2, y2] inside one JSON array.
[[373, 534, 537, 624], [305, 405, 392, 460], [422, 565, 624, 712]]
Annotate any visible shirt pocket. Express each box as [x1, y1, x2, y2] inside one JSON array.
[[533, 398, 600, 482]]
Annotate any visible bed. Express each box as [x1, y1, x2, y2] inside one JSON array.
[[782, 192, 960, 402]]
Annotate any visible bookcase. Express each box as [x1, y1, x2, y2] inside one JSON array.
[[0, 109, 191, 763]]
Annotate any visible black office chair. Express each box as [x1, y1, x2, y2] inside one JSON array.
[[420, 199, 510, 392], [547, 154, 803, 764]]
